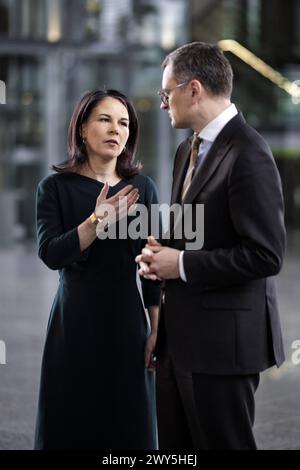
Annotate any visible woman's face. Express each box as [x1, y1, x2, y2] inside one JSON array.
[[82, 96, 130, 160]]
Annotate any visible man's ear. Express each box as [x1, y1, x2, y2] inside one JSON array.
[[190, 79, 202, 100]]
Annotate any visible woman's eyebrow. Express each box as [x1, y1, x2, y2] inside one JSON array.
[[97, 113, 129, 121]]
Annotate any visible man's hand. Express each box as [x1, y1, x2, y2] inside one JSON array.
[[136, 236, 162, 281], [135, 236, 180, 280]]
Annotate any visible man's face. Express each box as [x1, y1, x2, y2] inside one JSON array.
[[160, 64, 192, 129]]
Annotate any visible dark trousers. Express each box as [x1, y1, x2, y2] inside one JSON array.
[[156, 353, 260, 450]]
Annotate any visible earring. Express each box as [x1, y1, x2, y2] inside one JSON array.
[[82, 137, 86, 145]]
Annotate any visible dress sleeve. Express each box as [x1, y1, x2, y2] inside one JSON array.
[[139, 176, 162, 308], [36, 175, 90, 270]]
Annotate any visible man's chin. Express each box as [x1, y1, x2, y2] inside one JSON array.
[[170, 117, 180, 128], [171, 119, 185, 129]]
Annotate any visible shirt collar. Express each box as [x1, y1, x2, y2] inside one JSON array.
[[198, 103, 238, 143]]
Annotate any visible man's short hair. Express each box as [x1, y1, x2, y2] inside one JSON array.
[[162, 42, 233, 98]]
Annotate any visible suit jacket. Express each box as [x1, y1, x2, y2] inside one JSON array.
[[157, 113, 286, 375]]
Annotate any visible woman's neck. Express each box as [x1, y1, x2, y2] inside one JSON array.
[[81, 156, 120, 184]]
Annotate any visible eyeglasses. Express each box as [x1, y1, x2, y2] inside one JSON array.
[[157, 81, 188, 106]]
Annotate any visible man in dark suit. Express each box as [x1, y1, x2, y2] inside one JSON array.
[[136, 42, 286, 450]]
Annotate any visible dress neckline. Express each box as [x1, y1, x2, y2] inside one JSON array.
[[72, 172, 125, 189]]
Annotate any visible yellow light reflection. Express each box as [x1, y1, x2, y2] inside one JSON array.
[[218, 39, 300, 101], [47, 0, 62, 43]]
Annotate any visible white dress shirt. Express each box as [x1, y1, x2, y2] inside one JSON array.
[[179, 103, 238, 282]]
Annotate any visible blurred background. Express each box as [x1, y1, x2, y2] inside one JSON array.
[[0, 0, 299, 450]]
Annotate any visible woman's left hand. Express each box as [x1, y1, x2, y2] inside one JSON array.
[[144, 332, 157, 372]]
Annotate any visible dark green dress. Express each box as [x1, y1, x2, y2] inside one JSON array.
[[34, 172, 160, 450]]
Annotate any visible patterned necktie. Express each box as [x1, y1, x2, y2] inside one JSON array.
[[181, 133, 201, 201]]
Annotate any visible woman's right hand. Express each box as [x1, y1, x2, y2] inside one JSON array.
[[94, 182, 139, 226]]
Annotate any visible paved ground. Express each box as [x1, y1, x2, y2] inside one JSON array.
[[0, 232, 299, 450]]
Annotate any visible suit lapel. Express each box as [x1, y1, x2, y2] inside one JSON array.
[[164, 137, 193, 245], [183, 140, 233, 204], [170, 140, 232, 241], [168, 113, 246, 241], [170, 137, 193, 205], [182, 112, 245, 204]]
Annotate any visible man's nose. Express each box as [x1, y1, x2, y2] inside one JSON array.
[[160, 102, 168, 110]]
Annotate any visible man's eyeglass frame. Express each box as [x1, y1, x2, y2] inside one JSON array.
[[157, 81, 188, 105]]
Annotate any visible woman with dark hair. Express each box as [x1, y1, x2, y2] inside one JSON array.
[[35, 89, 160, 449]]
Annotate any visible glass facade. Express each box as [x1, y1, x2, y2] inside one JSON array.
[[1, 0, 300, 244]]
